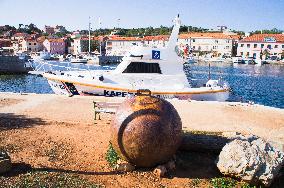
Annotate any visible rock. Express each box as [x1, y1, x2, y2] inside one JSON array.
[[0, 150, 12, 174], [216, 138, 284, 187], [115, 162, 135, 172], [153, 165, 167, 178]]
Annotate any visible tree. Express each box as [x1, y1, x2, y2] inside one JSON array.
[[262, 49, 270, 59], [81, 40, 100, 52], [250, 28, 283, 35]]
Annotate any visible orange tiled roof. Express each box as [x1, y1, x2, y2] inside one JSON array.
[[107, 35, 170, 41], [143, 35, 170, 41], [25, 39, 37, 42], [179, 32, 240, 40], [36, 36, 46, 43], [46, 38, 64, 43], [240, 34, 284, 43], [13, 33, 29, 37], [108, 36, 142, 41]]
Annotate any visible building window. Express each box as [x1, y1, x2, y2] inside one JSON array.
[[215, 40, 218, 43], [275, 45, 278, 48], [240, 44, 244, 47], [192, 39, 195, 42], [267, 45, 271, 49], [253, 53, 256, 58], [29, 48, 31, 50], [282, 45, 284, 48], [226, 46, 229, 49], [254, 44, 257, 48], [246, 52, 249, 56], [34, 43, 36, 45], [29, 43, 31, 45], [247, 44, 250, 48], [261, 44, 264, 48]]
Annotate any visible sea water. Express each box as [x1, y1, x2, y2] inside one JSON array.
[[0, 62, 283, 109]]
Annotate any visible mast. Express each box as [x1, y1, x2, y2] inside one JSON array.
[[99, 17, 102, 56], [88, 16, 91, 54]]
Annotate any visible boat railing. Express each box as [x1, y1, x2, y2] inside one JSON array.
[[28, 60, 114, 74]]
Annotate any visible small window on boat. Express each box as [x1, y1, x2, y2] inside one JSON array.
[[123, 62, 162, 74]]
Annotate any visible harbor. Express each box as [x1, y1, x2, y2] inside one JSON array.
[[1, 62, 283, 108], [1, 0, 284, 187]]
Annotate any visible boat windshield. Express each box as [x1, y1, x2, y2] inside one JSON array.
[[122, 62, 162, 74]]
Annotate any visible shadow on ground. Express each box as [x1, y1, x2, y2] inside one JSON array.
[[0, 113, 46, 130], [2, 162, 123, 178], [173, 150, 221, 179]]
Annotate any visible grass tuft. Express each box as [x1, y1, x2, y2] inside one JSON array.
[[105, 142, 120, 168], [210, 177, 256, 188]]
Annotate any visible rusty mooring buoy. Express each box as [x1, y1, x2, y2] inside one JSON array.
[[111, 90, 182, 167]]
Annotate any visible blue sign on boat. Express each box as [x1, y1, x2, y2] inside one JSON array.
[[152, 50, 160, 59]]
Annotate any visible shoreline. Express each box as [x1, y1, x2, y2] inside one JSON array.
[[1, 92, 283, 137], [1, 91, 283, 110]]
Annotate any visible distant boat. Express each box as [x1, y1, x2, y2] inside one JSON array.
[[233, 57, 258, 65], [31, 51, 51, 60], [186, 56, 197, 64], [66, 54, 88, 64]]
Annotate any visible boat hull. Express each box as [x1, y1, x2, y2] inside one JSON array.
[[44, 74, 230, 101], [74, 84, 230, 101]]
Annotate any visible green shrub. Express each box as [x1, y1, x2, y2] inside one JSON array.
[[210, 177, 237, 188], [210, 177, 256, 188], [105, 142, 120, 168]]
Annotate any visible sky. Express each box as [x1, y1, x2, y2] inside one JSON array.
[[0, 0, 283, 32]]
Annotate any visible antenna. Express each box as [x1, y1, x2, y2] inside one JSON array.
[[88, 16, 91, 54]]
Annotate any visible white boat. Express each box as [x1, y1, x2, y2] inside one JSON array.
[[42, 15, 230, 101], [31, 51, 51, 60], [66, 54, 88, 64], [233, 57, 256, 64]]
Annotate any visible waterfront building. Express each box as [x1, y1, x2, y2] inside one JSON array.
[[44, 26, 55, 35], [178, 32, 240, 57], [72, 37, 99, 55], [143, 35, 170, 47], [19, 39, 39, 52], [43, 38, 65, 54], [0, 39, 11, 48], [11, 40, 20, 52], [11, 33, 30, 40], [105, 36, 143, 56], [237, 34, 284, 59], [36, 36, 47, 52], [104, 33, 239, 57]]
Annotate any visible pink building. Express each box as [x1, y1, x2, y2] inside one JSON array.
[[43, 39, 65, 54]]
